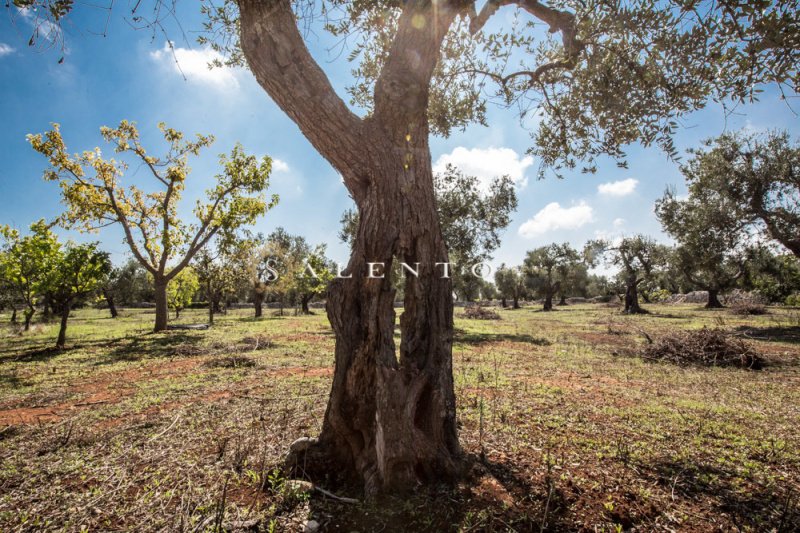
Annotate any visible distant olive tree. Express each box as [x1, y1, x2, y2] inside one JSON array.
[[677, 131, 799, 258]]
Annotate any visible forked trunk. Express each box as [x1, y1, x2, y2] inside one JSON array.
[[706, 289, 724, 309], [153, 277, 169, 332], [287, 132, 460, 496], [56, 301, 70, 349], [238, 0, 462, 496]]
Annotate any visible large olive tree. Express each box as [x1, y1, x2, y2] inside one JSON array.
[[13, 0, 800, 495]]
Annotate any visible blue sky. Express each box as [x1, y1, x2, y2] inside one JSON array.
[[0, 4, 798, 275]]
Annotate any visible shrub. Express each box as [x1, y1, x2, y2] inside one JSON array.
[[642, 328, 763, 369], [786, 293, 800, 307]]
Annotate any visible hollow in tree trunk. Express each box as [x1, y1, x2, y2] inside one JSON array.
[[706, 289, 724, 309], [56, 300, 71, 349], [153, 278, 169, 332]]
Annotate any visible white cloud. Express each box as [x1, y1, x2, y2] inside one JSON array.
[[613, 217, 625, 228], [0, 43, 14, 57], [597, 178, 638, 197], [433, 146, 533, 191], [518, 201, 594, 238], [272, 158, 289, 173], [150, 42, 238, 90]]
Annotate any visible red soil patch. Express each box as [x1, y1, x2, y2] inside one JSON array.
[[0, 359, 202, 426]]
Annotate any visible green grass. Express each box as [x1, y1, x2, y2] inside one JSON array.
[[0, 303, 798, 531]]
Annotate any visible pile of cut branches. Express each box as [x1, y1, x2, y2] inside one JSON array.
[[462, 305, 501, 320], [642, 327, 763, 369], [729, 303, 768, 316]]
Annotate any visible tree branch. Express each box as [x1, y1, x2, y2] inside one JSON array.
[[237, 0, 369, 203]]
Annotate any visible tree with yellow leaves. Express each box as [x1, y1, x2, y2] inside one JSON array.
[[28, 120, 278, 332]]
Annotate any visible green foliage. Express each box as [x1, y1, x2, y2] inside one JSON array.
[[494, 264, 526, 306], [27, 121, 278, 284], [45, 242, 111, 308], [107, 259, 155, 305], [0, 220, 61, 324], [523, 243, 581, 298], [742, 248, 800, 303], [672, 130, 799, 258], [166, 268, 199, 318], [656, 148, 753, 292]]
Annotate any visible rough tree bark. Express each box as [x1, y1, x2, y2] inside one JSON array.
[[501, 297, 507, 308], [56, 300, 71, 349], [543, 281, 560, 311], [239, 0, 461, 495], [557, 293, 568, 306], [624, 276, 645, 314], [153, 277, 169, 332], [253, 291, 264, 318], [23, 305, 34, 331], [706, 289, 724, 309], [512, 295, 520, 309], [300, 294, 313, 315]]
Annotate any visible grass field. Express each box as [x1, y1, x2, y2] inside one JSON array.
[[0, 303, 798, 532]]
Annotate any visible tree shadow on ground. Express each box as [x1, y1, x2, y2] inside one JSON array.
[[647, 457, 799, 531], [734, 325, 800, 345], [100, 332, 207, 363], [306, 456, 569, 532], [454, 329, 552, 347]]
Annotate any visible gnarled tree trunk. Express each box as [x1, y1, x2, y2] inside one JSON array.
[[624, 276, 645, 314], [543, 281, 560, 311], [239, 0, 462, 496], [706, 289, 724, 308]]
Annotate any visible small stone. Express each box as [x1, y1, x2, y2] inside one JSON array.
[[285, 479, 314, 495], [289, 437, 318, 453], [303, 519, 320, 533]]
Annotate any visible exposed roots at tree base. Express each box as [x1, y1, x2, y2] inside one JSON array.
[[282, 437, 465, 498], [642, 327, 764, 369]]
